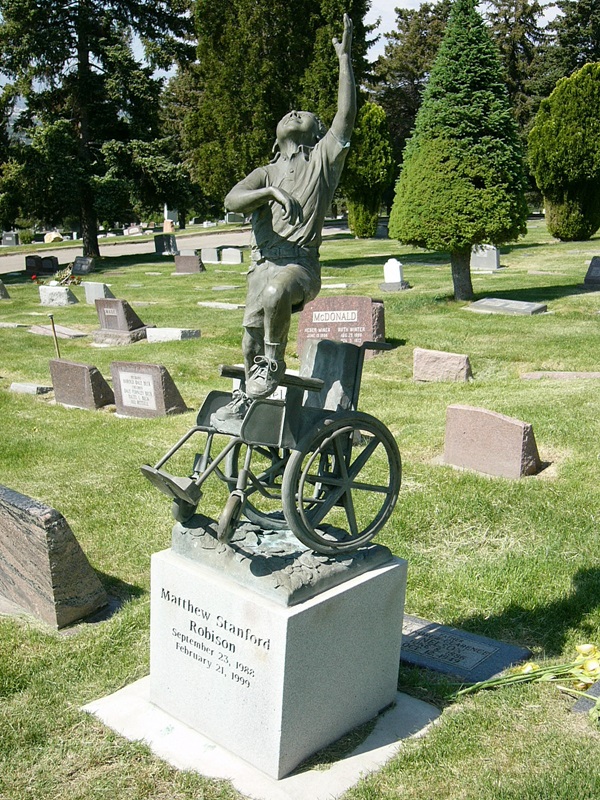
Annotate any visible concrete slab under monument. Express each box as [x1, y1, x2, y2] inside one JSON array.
[[83, 678, 439, 800], [149, 548, 407, 779]]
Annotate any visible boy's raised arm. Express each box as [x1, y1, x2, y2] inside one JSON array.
[[330, 14, 356, 145]]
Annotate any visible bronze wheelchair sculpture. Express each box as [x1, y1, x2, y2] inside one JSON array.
[[141, 340, 401, 556]]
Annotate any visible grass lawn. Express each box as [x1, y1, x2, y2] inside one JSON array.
[[1, 220, 600, 799]]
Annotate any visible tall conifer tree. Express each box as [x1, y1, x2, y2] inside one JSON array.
[[388, 0, 527, 300]]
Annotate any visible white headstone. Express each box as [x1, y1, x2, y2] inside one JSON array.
[[384, 258, 403, 284], [39, 285, 79, 306], [470, 244, 500, 271]]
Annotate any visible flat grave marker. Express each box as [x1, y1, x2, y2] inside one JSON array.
[[146, 328, 201, 343], [111, 361, 187, 417], [401, 615, 530, 682], [467, 297, 547, 315], [29, 323, 87, 339]]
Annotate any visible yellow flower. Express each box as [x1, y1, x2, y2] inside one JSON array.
[[520, 663, 540, 674], [583, 658, 600, 675], [576, 644, 598, 657]]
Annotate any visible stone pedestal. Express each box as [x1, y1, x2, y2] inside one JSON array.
[[150, 548, 407, 779]]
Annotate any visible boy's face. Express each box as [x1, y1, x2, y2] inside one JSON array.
[[276, 111, 320, 149]]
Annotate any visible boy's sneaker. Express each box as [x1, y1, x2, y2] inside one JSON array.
[[246, 356, 286, 399], [210, 389, 252, 433]]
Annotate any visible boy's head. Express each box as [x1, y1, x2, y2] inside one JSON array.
[[274, 110, 325, 152]]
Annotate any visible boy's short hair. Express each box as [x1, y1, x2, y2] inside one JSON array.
[[272, 112, 326, 157]]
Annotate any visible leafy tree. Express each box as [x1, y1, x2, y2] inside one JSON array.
[[388, 0, 528, 301], [0, 0, 193, 255], [344, 102, 394, 238], [372, 0, 451, 172], [184, 0, 372, 209], [528, 62, 600, 241]]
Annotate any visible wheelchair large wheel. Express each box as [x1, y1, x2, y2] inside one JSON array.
[[281, 413, 401, 555], [225, 443, 290, 530]]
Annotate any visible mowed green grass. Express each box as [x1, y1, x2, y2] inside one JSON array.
[[1, 220, 600, 799]]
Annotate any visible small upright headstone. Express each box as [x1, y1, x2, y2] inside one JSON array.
[[93, 298, 148, 345], [584, 256, 600, 288], [297, 295, 385, 357], [413, 348, 472, 383], [163, 218, 175, 234], [220, 247, 243, 264], [39, 285, 79, 307], [2, 231, 19, 246], [467, 297, 547, 315], [0, 280, 10, 299], [124, 225, 143, 236], [225, 211, 244, 224], [25, 254, 43, 275], [41, 255, 60, 273], [380, 258, 410, 292], [470, 245, 500, 272], [0, 484, 108, 628], [49, 359, 114, 410], [72, 256, 95, 275], [154, 233, 178, 256], [200, 246, 220, 264], [173, 253, 205, 274], [444, 404, 541, 479], [82, 282, 115, 304], [110, 361, 187, 417]]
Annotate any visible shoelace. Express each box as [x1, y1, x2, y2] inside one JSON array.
[[251, 356, 279, 377]]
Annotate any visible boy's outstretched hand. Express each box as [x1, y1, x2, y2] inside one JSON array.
[[333, 13, 353, 58]]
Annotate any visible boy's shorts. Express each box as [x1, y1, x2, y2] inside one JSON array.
[[243, 258, 321, 329]]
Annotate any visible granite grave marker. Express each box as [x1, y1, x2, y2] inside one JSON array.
[[93, 298, 148, 344], [470, 244, 500, 271], [444, 404, 541, 478], [50, 359, 115, 410], [297, 295, 385, 357], [110, 361, 187, 417], [584, 256, 600, 288], [72, 255, 95, 275], [0, 279, 9, 299], [467, 297, 547, 315], [82, 282, 115, 304], [413, 347, 472, 383], [0, 484, 108, 628], [39, 285, 79, 306]]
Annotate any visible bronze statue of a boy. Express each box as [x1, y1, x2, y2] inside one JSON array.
[[219, 15, 356, 418]]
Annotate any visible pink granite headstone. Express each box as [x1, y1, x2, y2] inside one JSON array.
[[444, 405, 541, 478], [297, 296, 385, 358]]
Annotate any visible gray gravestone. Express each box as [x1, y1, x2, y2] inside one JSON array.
[[470, 244, 500, 271], [154, 234, 178, 255], [82, 282, 115, 304], [401, 615, 530, 681], [39, 285, 79, 307], [49, 359, 115, 410], [225, 211, 245, 224], [173, 254, 205, 274], [9, 382, 52, 395], [467, 297, 547, 315], [41, 255, 59, 273], [110, 361, 187, 417], [413, 347, 472, 383], [2, 231, 19, 246], [584, 256, 600, 287], [25, 254, 43, 274], [200, 247, 220, 264], [93, 298, 148, 344], [0, 280, 10, 299], [29, 324, 86, 339], [297, 295, 385, 357], [72, 256, 95, 275], [444, 404, 541, 478], [0, 484, 108, 628], [220, 247, 243, 264]]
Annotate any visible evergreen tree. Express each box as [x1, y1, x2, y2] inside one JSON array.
[[0, 0, 193, 255], [344, 102, 394, 238], [548, 0, 600, 77], [528, 62, 600, 241], [373, 1, 451, 171], [485, 0, 547, 134], [388, 0, 528, 301]]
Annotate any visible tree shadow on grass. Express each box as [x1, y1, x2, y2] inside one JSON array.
[[324, 250, 450, 270], [453, 567, 600, 657]]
